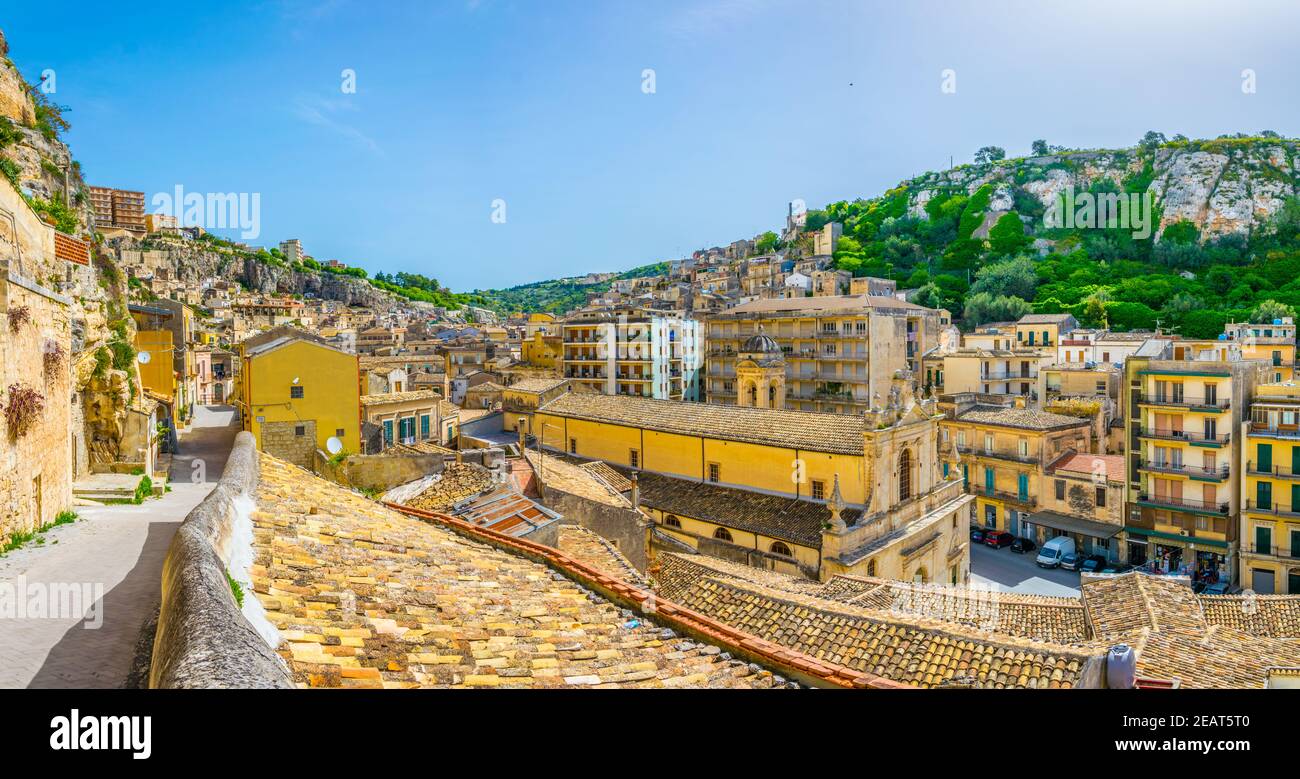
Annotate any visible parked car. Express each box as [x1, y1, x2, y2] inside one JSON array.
[[1010, 537, 1036, 554], [1201, 582, 1230, 595], [1059, 552, 1084, 570], [1036, 536, 1077, 568], [1079, 555, 1108, 573], [970, 527, 985, 544], [983, 531, 1015, 549]]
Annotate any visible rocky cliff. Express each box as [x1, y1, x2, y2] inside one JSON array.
[[904, 139, 1297, 242]]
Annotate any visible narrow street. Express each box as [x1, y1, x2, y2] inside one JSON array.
[[969, 541, 1083, 597], [0, 406, 238, 689]]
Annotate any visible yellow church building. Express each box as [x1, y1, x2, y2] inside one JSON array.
[[530, 367, 973, 583]]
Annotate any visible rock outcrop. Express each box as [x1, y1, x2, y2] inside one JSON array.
[[904, 141, 1298, 243]]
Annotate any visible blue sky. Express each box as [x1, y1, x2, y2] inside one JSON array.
[[4, 0, 1299, 291]]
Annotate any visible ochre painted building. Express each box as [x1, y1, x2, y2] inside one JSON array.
[[531, 373, 972, 583], [239, 335, 361, 467]]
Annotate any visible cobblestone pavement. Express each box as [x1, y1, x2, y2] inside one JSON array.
[[0, 406, 238, 688]]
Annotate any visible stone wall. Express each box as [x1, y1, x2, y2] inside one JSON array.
[[539, 483, 651, 571], [316, 450, 444, 492], [0, 264, 73, 540], [150, 431, 292, 688], [262, 419, 316, 469]]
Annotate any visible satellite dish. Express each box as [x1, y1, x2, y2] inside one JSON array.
[[136, 351, 152, 365], [325, 436, 343, 455]]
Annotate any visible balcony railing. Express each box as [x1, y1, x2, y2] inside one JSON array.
[[1248, 424, 1300, 440], [1139, 393, 1230, 410], [1242, 543, 1300, 559], [956, 445, 1038, 465], [1137, 493, 1229, 513], [1140, 462, 1231, 480], [1244, 500, 1300, 518], [1138, 427, 1230, 445], [980, 370, 1038, 381], [1247, 461, 1300, 479], [970, 483, 1037, 507]]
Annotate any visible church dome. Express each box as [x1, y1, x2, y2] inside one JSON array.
[[741, 332, 782, 355]]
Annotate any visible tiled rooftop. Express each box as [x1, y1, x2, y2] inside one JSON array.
[[955, 405, 1091, 431], [654, 555, 1091, 689], [632, 469, 853, 548], [360, 389, 441, 406], [556, 525, 648, 587], [1199, 595, 1300, 638], [538, 392, 867, 455], [505, 377, 571, 394], [250, 454, 782, 689], [654, 555, 1300, 689]]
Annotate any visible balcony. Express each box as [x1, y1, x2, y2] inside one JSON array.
[[1136, 493, 1228, 515], [1241, 543, 1300, 559], [970, 483, 1037, 508], [1139, 461, 1231, 481], [1248, 423, 1300, 440], [1247, 461, 1300, 479], [1244, 500, 1300, 519], [980, 370, 1038, 381], [1139, 393, 1230, 412], [956, 445, 1037, 465], [1137, 427, 1230, 446]]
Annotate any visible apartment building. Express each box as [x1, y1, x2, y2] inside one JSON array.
[[87, 186, 146, 233], [1014, 313, 1077, 351], [1225, 318, 1297, 383], [1241, 381, 1300, 594], [1025, 452, 1127, 563], [1123, 341, 1271, 587], [279, 239, 304, 264], [1057, 329, 1159, 366], [560, 307, 703, 401], [941, 395, 1092, 536], [706, 295, 944, 414], [938, 347, 1050, 397]]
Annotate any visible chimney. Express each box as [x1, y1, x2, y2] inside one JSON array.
[[630, 473, 640, 509]]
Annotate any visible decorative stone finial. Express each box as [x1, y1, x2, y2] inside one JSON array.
[[827, 474, 847, 532]]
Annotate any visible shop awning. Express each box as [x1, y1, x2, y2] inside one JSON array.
[[1124, 526, 1229, 549], [1025, 511, 1125, 539]]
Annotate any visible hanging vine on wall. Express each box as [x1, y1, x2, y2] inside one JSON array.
[[4, 384, 45, 439], [42, 340, 65, 380], [7, 305, 30, 332]]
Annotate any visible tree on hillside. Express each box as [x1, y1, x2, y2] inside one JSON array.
[[1082, 288, 1112, 329], [1031, 139, 1050, 156], [1140, 131, 1167, 151], [962, 292, 1031, 327], [989, 213, 1031, 255], [1251, 299, 1297, 324], [970, 255, 1038, 300], [912, 282, 945, 310], [754, 230, 780, 254], [974, 146, 1006, 164]]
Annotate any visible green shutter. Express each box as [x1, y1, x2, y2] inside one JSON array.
[[1259, 443, 1273, 472]]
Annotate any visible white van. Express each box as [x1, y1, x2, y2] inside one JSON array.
[[1036, 536, 1076, 568]]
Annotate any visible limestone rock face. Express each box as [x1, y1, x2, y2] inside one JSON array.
[[0, 55, 35, 126], [904, 142, 1298, 243]]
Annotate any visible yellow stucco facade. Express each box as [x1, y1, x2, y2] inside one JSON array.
[[1242, 382, 1300, 594], [239, 338, 361, 465]]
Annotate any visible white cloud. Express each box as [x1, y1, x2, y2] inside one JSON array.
[[293, 94, 383, 155]]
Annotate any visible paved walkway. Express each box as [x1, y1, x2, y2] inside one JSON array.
[[0, 405, 239, 689], [969, 542, 1082, 597]]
